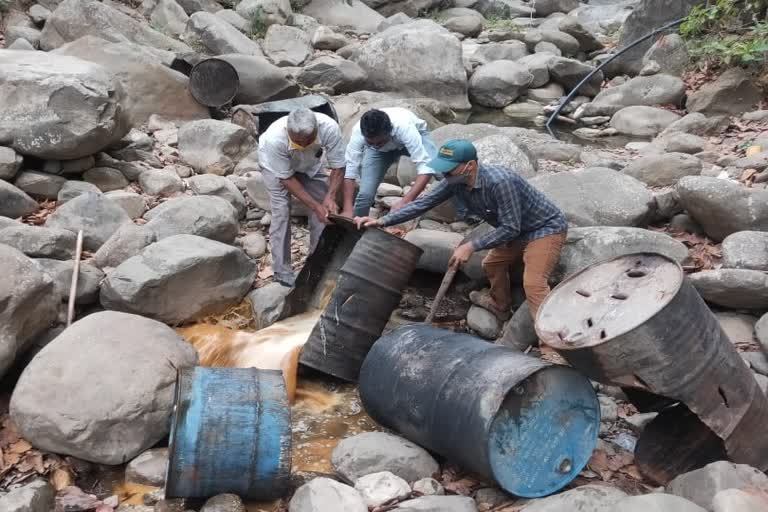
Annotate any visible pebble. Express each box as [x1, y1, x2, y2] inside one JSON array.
[[412, 478, 444, 496]]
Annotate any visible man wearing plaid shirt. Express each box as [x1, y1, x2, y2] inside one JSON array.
[[355, 139, 567, 325]]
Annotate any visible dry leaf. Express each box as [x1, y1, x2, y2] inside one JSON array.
[[53, 468, 74, 491], [258, 266, 274, 279], [619, 464, 643, 480], [10, 440, 32, 454], [442, 477, 481, 496]]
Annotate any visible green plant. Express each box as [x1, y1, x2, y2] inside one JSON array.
[[248, 7, 268, 39]]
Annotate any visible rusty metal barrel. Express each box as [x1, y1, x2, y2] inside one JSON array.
[[536, 252, 768, 482], [165, 367, 291, 500], [188, 58, 240, 107], [358, 325, 600, 498], [298, 223, 423, 382]]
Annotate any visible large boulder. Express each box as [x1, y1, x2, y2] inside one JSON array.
[[688, 270, 768, 310], [144, 195, 240, 244], [10, 311, 198, 464], [100, 235, 256, 324], [187, 174, 247, 219], [0, 181, 41, 219], [582, 74, 686, 117], [548, 56, 603, 96], [0, 224, 77, 260], [609, 106, 681, 137], [55, 37, 208, 127], [666, 461, 768, 510], [468, 60, 533, 108], [178, 119, 256, 175], [45, 192, 132, 251], [298, 56, 368, 95], [721, 231, 768, 271], [40, 0, 190, 52], [263, 25, 312, 66], [688, 68, 763, 115], [350, 21, 470, 110], [643, 34, 688, 76], [529, 168, 655, 227], [0, 50, 129, 160], [622, 152, 702, 187], [677, 177, 768, 241], [94, 223, 157, 270], [186, 12, 264, 56], [473, 134, 537, 178], [523, 485, 627, 512], [403, 229, 485, 280], [217, 54, 299, 106], [0, 245, 58, 379], [302, 0, 384, 33]]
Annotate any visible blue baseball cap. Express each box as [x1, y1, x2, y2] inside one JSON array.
[[427, 139, 478, 174]]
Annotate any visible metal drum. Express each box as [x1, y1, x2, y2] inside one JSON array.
[[358, 325, 600, 498], [298, 223, 423, 382], [165, 367, 291, 500], [232, 95, 338, 139], [188, 58, 239, 107], [536, 252, 768, 482]]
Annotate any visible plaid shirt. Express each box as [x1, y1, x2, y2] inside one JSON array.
[[379, 164, 567, 251]]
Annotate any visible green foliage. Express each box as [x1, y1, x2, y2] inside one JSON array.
[[484, 16, 522, 31], [249, 7, 268, 39]]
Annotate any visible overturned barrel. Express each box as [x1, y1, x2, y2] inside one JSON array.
[[188, 58, 240, 107], [358, 325, 600, 498], [165, 367, 291, 500], [536, 252, 768, 480], [298, 222, 423, 382]]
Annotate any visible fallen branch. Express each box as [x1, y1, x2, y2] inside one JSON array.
[[66, 230, 84, 327]]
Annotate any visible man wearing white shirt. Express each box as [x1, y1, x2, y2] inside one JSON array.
[[342, 108, 439, 217], [258, 108, 345, 287]]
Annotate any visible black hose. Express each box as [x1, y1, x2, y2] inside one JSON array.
[[545, 17, 688, 139]]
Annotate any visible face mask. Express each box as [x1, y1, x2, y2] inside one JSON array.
[[444, 163, 470, 185], [288, 135, 317, 150]]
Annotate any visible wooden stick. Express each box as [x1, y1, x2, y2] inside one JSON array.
[[424, 263, 459, 325], [66, 230, 83, 327]]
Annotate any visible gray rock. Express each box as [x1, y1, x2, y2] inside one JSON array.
[[354, 471, 410, 508], [533, 0, 579, 16], [713, 488, 768, 512], [623, 153, 702, 187], [548, 56, 603, 96], [444, 15, 483, 37], [235, 0, 293, 27], [312, 25, 350, 50], [516, 53, 553, 88], [186, 12, 263, 56], [45, 192, 131, 250], [263, 25, 312, 67], [523, 485, 628, 512], [0, 147, 23, 181], [474, 0, 534, 18], [200, 494, 245, 512], [734, 151, 768, 172], [498, 302, 536, 350], [6, 26, 42, 48], [14, 171, 67, 200], [502, 101, 545, 122], [554, 226, 688, 282], [179, 120, 256, 176], [35, 258, 105, 304], [757, 313, 768, 353], [528, 83, 565, 103], [661, 113, 729, 137], [397, 496, 478, 512], [689, 270, 768, 310], [467, 305, 501, 339], [7, 38, 37, 50], [10, 311, 198, 464], [469, 60, 534, 108], [582, 74, 686, 117], [403, 229, 485, 280], [688, 68, 762, 115], [646, 133, 708, 155], [144, 196, 239, 244], [0, 225, 76, 260], [350, 20, 470, 110], [614, 493, 706, 512], [96, 153, 148, 181], [716, 311, 758, 345], [529, 168, 655, 227], [571, 1, 636, 35], [676, 177, 768, 241], [139, 169, 183, 197], [469, 41, 529, 66], [101, 235, 256, 324], [0, 480, 55, 512], [94, 224, 157, 270], [240, 232, 267, 258], [143, 0, 189, 37], [29, 4, 53, 24], [249, 282, 290, 329], [216, 9, 249, 32], [105, 190, 148, 219], [332, 432, 439, 484], [666, 461, 768, 510], [217, 54, 299, 106], [298, 56, 368, 95], [0, 181, 39, 221], [178, 0, 223, 15], [58, 181, 102, 204], [721, 231, 768, 271], [412, 478, 444, 496], [187, 174, 247, 219], [743, 351, 768, 377], [40, 0, 189, 52], [377, 12, 412, 32], [525, 29, 580, 57], [643, 33, 688, 76], [610, 106, 681, 137], [83, 167, 129, 192], [473, 488, 512, 510], [473, 135, 537, 178], [543, 15, 603, 53], [289, 478, 367, 512]]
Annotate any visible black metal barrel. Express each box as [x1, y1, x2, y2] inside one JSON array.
[[188, 58, 240, 107], [298, 223, 423, 382], [536, 252, 768, 481], [358, 325, 600, 498], [231, 95, 339, 139]]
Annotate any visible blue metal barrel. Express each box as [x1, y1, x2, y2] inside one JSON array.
[[358, 325, 599, 498], [165, 367, 292, 500]]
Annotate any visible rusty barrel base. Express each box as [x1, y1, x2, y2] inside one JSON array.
[[189, 58, 239, 107]]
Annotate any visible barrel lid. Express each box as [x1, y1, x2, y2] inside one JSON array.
[[536, 253, 684, 350], [189, 58, 239, 107]]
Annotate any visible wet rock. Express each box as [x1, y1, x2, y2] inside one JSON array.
[[615, 493, 706, 512], [354, 471, 410, 508], [623, 152, 702, 187], [396, 496, 478, 511], [530, 168, 655, 227], [105, 191, 148, 220], [0, 146, 23, 181], [677, 177, 768, 241], [139, 169, 183, 197], [14, 171, 67, 200], [350, 20, 469, 110], [101, 235, 256, 324], [126, 448, 168, 487], [303, 0, 383, 34], [582, 74, 686, 117], [0, 480, 55, 512], [721, 231, 768, 271], [689, 270, 768, 310], [0, 224, 76, 259], [200, 494, 246, 512], [523, 485, 627, 511], [332, 432, 439, 484], [688, 68, 762, 116], [249, 282, 290, 329], [235, 0, 292, 26], [548, 57, 603, 96], [144, 196, 239, 244], [469, 60, 533, 108], [610, 106, 681, 137], [82, 167, 129, 192], [11, 311, 198, 464], [240, 232, 267, 259], [45, 192, 132, 251], [412, 478, 444, 497], [403, 229, 485, 280], [58, 181, 102, 204], [467, 305, 501, 339], [179, 120, 256, 176], [94, 224, 157, 270], [713, 488, 768, 512], [298, 56, 368, 95], [643, 34, 688, 76], [716, 312, 758, 345], [666, 461, 768, 510], [473, 135, 537, 178], [289, 478, 366, 512]]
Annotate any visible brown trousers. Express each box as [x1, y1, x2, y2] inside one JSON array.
[[482, 232, 566, 322]]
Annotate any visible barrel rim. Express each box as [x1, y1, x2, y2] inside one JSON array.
[[164, 366, 190, 498], [329, 213, 424, 257], [535, 252, 684, 351], [189, 57, 239, 107]]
